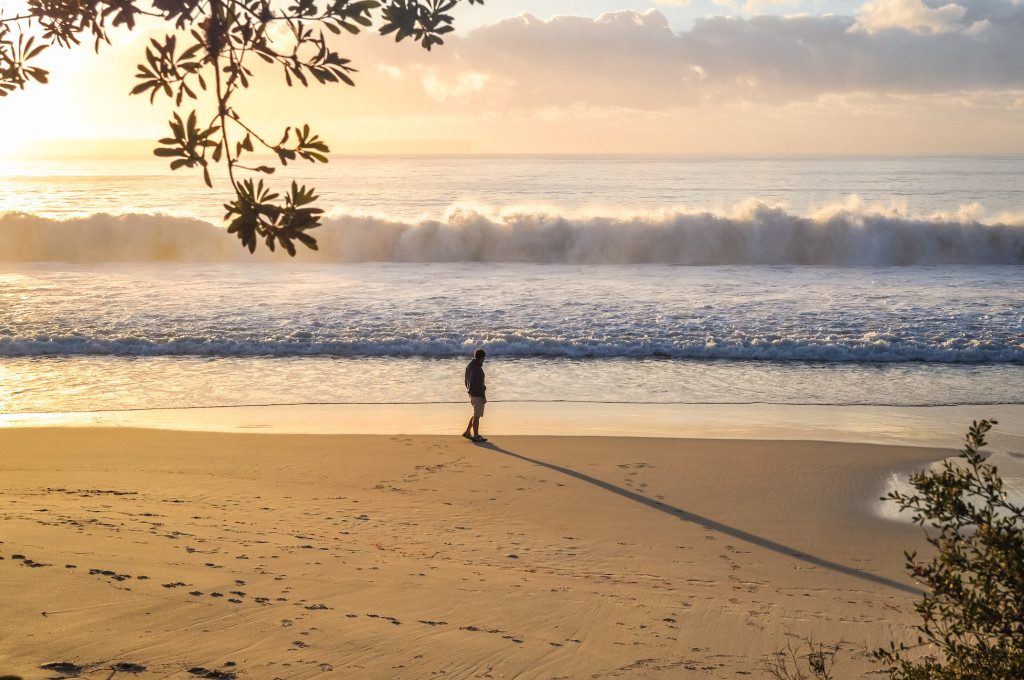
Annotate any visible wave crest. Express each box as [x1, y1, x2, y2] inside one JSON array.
[[3, 201, 1023, 264]]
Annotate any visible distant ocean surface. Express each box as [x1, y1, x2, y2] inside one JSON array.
[[1, 154, 1022, 416]]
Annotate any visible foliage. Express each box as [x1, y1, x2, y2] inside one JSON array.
[[875, 418, 1024, 679], [0, 0, 482, 254], [762, 638, 846, 680]]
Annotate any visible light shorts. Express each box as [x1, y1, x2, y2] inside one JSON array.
[[471, 396, 486, 418]]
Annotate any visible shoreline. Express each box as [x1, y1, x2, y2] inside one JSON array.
[[3, 401, 1022, 449], [1, 428, 947, 679]]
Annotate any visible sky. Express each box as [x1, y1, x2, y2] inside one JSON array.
[[2, 0, 1023, 154]]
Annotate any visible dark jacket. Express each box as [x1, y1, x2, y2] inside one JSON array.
[[465, 358, 486, 398]]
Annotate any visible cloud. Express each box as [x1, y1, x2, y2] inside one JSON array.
[[14, 2, 1022, 153], [852, 0, 968, 33], [349, 3, 1024, 111], [421, 70, 502, 103], [743, 0, 801, 15]]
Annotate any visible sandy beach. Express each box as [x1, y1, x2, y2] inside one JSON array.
[[0, 426, 953, 679]]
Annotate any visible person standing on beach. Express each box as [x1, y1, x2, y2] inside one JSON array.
[[463, 348, 487, 442]]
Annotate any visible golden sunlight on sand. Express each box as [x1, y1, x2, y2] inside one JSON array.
[[0, 428, 946, 679]]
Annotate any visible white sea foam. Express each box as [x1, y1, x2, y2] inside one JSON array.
[[880, 449, 1024, 522], [0, 212, 245, 262], [0, 261, 1021, 365], [0, 333, 1020, 361], [2, 202, 1024, 265]]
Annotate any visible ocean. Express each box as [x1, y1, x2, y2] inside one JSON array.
[[1, 154, 1023, 427]]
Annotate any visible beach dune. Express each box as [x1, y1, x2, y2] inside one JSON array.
[[1, 428, 945, 679]]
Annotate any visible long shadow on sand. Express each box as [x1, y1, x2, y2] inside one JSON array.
[[477, 441, 920, 596]]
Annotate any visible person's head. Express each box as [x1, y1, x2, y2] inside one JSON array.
[[474, 348, 486, 361]]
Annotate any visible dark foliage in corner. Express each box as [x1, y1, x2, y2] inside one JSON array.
[[1, 0, 482, 254], [876, 418, 1024, 679]]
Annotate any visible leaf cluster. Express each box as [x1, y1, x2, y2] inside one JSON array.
[[225, 178, 321, 255], [2, 0, 139, 96], [0, 25, 49, 96], [2, 0, 483, 254], [1, 0, 153, 91], [381, 0, 482, 51], [875, 419, 1024, 679], [25, 0, 145, 50]]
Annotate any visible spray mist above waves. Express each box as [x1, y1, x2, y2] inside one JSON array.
[[2, 201, 1023, 265]]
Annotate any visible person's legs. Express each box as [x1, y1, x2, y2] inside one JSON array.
[[464, 397, 485, 440]]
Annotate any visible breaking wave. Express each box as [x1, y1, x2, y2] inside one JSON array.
[[2, 200, 1024, 265], [1, 332, 1021, 362]]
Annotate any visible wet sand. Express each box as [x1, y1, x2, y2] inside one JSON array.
[[1, 428, 949, 679]]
